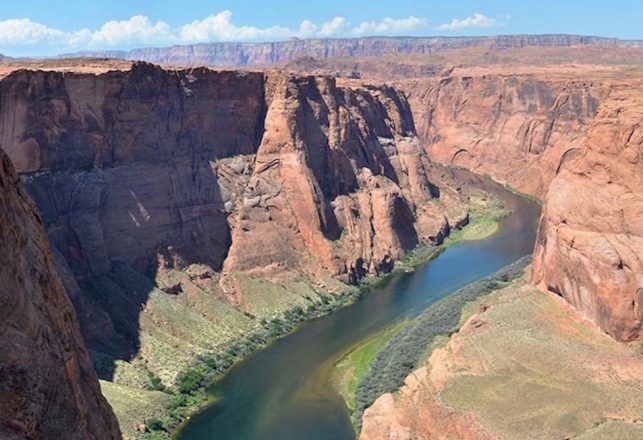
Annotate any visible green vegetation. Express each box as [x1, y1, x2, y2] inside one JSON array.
[[332, 321, 408, 412], [138, 284, 365, 439], [99, 380, 169, 437], [392, 245, 442, 274], [351, 256, 531, 429], [446, 190, 511, 244]]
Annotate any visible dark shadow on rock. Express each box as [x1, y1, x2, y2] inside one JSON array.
[[22, 159, 232, 380]]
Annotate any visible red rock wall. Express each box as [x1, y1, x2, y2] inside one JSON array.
[[403, 71, 642, 341], [401, 74, 604, 197], [0, 148, 121, 439], [532, 84, 643, 341]]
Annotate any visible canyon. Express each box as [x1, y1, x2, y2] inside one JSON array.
[[0, 61, 469, 435], [286, 50, 643, 340], [0, 38, 642, 439]]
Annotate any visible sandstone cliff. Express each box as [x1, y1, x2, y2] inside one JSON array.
[[532, 83, 643, 341], [396, 67, 643, 342], [62, 35, 643, 67], [0, 63, 466, 390], [0, 147, 120, 439], [399, 72, 605, 196]]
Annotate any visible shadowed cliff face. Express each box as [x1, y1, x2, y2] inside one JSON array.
[[0, 148, 120, 439], [0, 63, 467, 384], [533, 84, 643, 341]]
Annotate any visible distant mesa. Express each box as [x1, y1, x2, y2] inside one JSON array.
[[53, 34, 643, 67]]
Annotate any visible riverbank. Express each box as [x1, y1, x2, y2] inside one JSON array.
[[361, 267, 643, 440], [330, 190, 511, 425], [348, 257, 531, 429]]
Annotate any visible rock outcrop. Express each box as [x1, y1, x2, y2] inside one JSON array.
[[1, 63, 463, 283], [62, 35, 643, 67], [397, 67, 643, 342], [0, 147, 120, 439], [533, 83, 643, 341]]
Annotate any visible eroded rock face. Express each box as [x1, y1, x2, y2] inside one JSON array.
[[400, 74, 604, 197], [223, 74, 465, 286], [0, 63, 466, 371], [398, 70, 642, 342], [533, 84, 643, 341], [0, 148, 120, 439]]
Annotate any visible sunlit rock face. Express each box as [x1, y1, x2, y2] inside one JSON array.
[[398, 67, 642, 342], [0, 147, 121, 439], [533, 83, 643, 342], [400, 74, 604, 197]]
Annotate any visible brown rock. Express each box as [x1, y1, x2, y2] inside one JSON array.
[[0, 148, 120, 439], [533, 83, 643, 341]]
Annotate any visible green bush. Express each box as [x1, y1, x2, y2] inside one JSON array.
[[177, 368, 204, 395], [145, 418, 165, 432], [145, 372, 167, 392]]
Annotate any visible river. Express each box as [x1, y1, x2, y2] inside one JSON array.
[[177, 172, 541, 439]]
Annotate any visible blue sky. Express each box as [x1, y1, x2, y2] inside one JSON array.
[[0, 1, 641, 56]]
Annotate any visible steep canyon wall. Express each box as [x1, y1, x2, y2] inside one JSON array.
[[400, 69, 643, 341], [532, 84, 643, 341], [0, 63, 467, 386]]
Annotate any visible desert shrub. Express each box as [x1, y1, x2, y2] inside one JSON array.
[[145, 372, 167, 392], [177, 368, 204, 395], [145, 417, 165, 432]]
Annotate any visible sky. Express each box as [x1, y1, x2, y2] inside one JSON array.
[[0, 1, 641, 57]]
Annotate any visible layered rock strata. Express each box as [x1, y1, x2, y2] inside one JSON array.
[[63, 35, 643, 67], [400, 73, 605, 196]]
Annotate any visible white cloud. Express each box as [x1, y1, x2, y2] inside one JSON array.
[[89, 15, 175, 47], [437, 13, 509, 31], [320, 17, 350, 37], [0, 11, 429, 56], [351, 16, 425, 35], [0, 18, 65, 45], [179, 10, 294, 42]]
